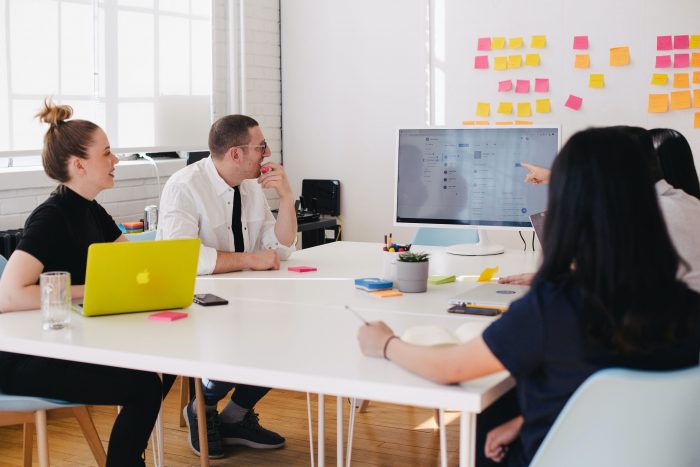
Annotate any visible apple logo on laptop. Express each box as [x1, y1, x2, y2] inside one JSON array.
[[136, 269, 150, 285]]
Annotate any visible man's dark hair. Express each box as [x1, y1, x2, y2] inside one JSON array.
[[208, 114, 259, 159]]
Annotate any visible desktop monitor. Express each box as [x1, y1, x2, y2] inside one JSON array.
[[394, 126, 560, 256]]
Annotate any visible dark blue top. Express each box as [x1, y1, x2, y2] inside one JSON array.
[[482, 280, 700, 467]]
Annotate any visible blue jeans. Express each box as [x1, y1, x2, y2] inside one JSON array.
[[201, 378, 270, 409]]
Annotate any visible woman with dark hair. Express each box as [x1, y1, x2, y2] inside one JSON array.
[[650, 128, 700, 200], [357, 127, 700, 466]]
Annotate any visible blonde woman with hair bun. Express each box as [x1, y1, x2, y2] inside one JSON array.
[[0, 99, 167, 466]]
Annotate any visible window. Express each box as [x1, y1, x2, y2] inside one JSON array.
[[0, 0, 212, 165]]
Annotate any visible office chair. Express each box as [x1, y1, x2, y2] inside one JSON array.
[[530, 366, 700, 467], [411, 227, 479, 246]]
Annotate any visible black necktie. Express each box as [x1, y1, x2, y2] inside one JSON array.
[[232, 186, 244, 253]]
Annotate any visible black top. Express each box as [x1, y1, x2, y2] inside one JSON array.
[[482, 280, 700, 467], [0, 185, 121, 388]]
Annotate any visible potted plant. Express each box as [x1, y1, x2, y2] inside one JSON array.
[[395, 251, 430, 293]]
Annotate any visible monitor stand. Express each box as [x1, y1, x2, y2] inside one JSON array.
[[446, 229, 504, 256]]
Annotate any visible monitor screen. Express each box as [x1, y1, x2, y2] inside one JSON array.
[[394, 126, 560, 229]]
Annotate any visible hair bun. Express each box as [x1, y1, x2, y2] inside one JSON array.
[[36, 99, 73, 125]]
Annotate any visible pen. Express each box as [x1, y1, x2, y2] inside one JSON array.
[[345, 305, 369, 325]]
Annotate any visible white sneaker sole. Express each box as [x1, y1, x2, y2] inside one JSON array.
[[223, 438, 285, 449]]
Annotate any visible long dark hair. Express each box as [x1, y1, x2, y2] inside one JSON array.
[[650, 128, 700, 200], [535, 127, 697, 354]]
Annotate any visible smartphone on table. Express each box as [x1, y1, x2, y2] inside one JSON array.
[[447, 304, 502, 316], [193, 294, 229, 306]]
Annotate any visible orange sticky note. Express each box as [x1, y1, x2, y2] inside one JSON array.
[[694, 90, 700, 108], [695, 112, 700, 129], [474, 121, 489, 125], [525, 53, 540, 66], [476, 102, 491, 117], [691, 36, 700, 49], [674, 73, 690, 88], [530, 35, 546, 49], [477, 266, 499, 282], [462, 121, 476, 126], [517, 102, 532, 117], [610, 46, 630, 66], [369, 290, 403, 298], [648, 94, 668, 113], [589, 73, 605, 88], [491, 37, 506, 49], [515, 120, 533, 125], [508, 55, 522, 68], [495, 121, 514, 125], [497, 102, 513, 114], [670, 90, 692, 110], [694, 71, 700, 84], [508, 37, 524, 49], [691, 53, 700, 68], [494, 56, 508, 70], [535, 98, 551, 113], [574, 54, 590, 68], [651, 73, 668, 85]]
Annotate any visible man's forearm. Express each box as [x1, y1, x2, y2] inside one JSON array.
[[274, 196, 298, 246], [213, 250, 251, 274]]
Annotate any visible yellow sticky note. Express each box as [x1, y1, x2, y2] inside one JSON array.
[[694, 71, 700, 84], [491, 37, 506, 49], [574, 54, 590, 69], [494, 56, 508, 70], [530, 35, 546, 48], [517, 102, 532, 117], [695, 112, 700, 129], [648, 94, 668, 113], [694, 90, 700, 108], [589, 73, 605, 88], [525, 53, 540, 66], [515, 120, 533, 125], [674, 73, 690, 88], [497, 102, 513, 114], [508, 55, 522, 68], [369, 289, 403, 298], [476, 102, 491, 117], [670, 90, 692, 110], [610, 46, 630, 66], [477, 266, 499, 282], [691, 53, 700, 67], [535, 98, 551, 113], [691, 36, 700, 49], [651, 73, 668, 85], [508, 37, 524, 49]]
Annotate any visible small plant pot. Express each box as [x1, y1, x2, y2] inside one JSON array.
[[396, 260, 429, 293]]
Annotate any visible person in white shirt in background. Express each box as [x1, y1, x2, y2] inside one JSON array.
[[158, 114, 296, 459]]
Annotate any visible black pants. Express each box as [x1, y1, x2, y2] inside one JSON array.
[[200, 378, 270, 409], [2, 355, 166, 467], [475, 388, 522, 467]]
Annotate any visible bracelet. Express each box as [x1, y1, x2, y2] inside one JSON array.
[[383, 335, 400, 360]]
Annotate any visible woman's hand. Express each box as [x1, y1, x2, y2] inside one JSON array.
[[520, 162, 551, 185], [484, 416, 524, 463], [357, 321, 395, 358]]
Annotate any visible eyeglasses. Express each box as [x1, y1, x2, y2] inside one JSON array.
[[234, 142, 268, 153]]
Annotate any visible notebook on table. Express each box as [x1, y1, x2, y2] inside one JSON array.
[[78, 238, 200, 316], [448, 283, 529, 311]]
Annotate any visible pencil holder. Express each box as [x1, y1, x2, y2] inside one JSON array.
[[381, 251, 399, 283]]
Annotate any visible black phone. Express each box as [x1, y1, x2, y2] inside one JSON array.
[[447, 304, 501, 316], [193, 294, 229, 306]]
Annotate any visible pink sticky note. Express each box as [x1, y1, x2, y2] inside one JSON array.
[[515, 79, 530, 93], [565, 94, 583, 110], [657, 36, 672, 51], [674, 53, 690, 68], [149, 311, 188, 322], [474, 55, 489, 69], [573, 36, 589, 50], [477, 37, 491, 51], [656, 55, 672, 68], [498, 80, 513, 92], [289, 266, 317, 273], [534, 78, 549, 93], [674, 35, 690, 49]]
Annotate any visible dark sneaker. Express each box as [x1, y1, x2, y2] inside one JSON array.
[[183, 401, 225, 458], [219, 410, 286, 448]]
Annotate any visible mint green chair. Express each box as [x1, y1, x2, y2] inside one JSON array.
[[0, 254, 7, 277]]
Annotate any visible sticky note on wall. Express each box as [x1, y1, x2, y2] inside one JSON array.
[[575, 54, 590, 68], [531, 35, 546, 48], [573, 35, 589, 50], [534, 78, 549, 92], [656, 55, 672, 68], [525, 53, 540, 66], [508, 55, 523, 68], [494, 56, 508, 70], [657, 35, 672, 51], [497, 102, 513, 114], [670, 90, 691, 110], [674, 73, 690, 88], [517, 102, 532, 117], [691, 53, 700, 67], [674, 35, 690, 49], [651, 73, 668, 85], [675, 54, 690, 68], [492, 37, 506, 49], [589, 74, 605, 88], [694, 72, 700, 84], [477, 37, 491, 51], [565, 94, 583, 110], [694, 90, 700, 108], [535, 98, 551, 113], [691, 36, 700, 49], [648, 94, 668, 113], [475, 55, 489, 69], [476, 102, 491, 117], [610, 46, 630, 66], [695, 112, 700, 129], [498, 80, 513, 92], [515, 79, 530, 93], [508, 37, 524, 49]]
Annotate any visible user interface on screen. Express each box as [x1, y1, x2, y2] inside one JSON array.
[[395, 127, 559, 228]]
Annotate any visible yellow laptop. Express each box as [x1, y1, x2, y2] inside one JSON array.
[[79, 238, 200, 316]]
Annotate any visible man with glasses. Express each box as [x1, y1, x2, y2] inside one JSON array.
[[158, 114, 296, 459]]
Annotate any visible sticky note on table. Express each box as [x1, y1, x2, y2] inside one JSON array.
[[565, 94, 583, 110], [656, 55, 672, 68], [525, 53, 540, 66], [610, 46, 630, 66], [694, 71, 700, 84], [691, 53, 700, 67], [508, 55, 522, 68], [535, 98, 551, 113], [575, 54, 590, 68], [369, 289, 403, 298], [694, 90, 700, 108], [573, 35, 589, 50], [477, 266, 499, 282], [508, 37, 524, 49], [289, 266, 317, 272], [534, 78, 549, 92], [691, 35, 700, 49], [651, 73, 668, 85], [497, 102, 513, 114], [530, 35, 546, 48], [648, 94, 668, 113], [149, 311, 188, 322], [695, 112, 700, 129], [657, 35, 672, 51], [476, 102, 491, 117], [515, 79, 530, 93], [498, 80, 513, 92], [474, 55, 489, 69], [477, 37, 491, 51], [491, 37, 506, 49], [674, 35, 690, 49], [674, 53, 690, 68], [589, 73, 605, 88], [428, 275, 456, 285], [674, 73, 689, 88], [670, 90, 691, 110], [517, 102, 532, 117], [494, 56, 508, 70]]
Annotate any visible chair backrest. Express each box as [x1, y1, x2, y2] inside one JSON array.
[[530, 366, 700, 467], [0, 254, 7, 278], [411, 228, 478, 246]]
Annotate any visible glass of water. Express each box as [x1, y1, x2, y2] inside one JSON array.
[[40, 271, 72, 330]]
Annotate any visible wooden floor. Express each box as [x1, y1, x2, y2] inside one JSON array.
[[0, 377, 462, 466]]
